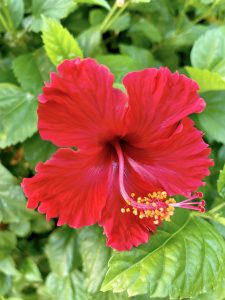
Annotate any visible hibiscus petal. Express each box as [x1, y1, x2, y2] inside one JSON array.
[[21, 148, 112, 227], [38, 58, 127, 149], [124, 118, 213, 197], [123, 67, 205, 147], [99, 164, 157, 251]]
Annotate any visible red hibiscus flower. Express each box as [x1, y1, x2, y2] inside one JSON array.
[[21, 58, 213, 251]]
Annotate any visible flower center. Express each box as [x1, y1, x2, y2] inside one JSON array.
[[113, 141, 205, 224]]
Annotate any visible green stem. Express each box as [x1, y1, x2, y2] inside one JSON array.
[[192, 1, 218, 25], [0, 11, 10, 31], [100, 1, 119, 33], [1, 1, 15, 33], [208, 202, 225, 214], [103, 0, 129, 32]]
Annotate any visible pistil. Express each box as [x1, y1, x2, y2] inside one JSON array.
[[113, 141, 205, 223]]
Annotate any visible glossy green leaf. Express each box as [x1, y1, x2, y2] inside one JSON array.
[[24, 133, 57, 169], [9, 221, 31, 237], [186, 67, 225, 92], [101, 211, 225, 299], [0, 0, 24, 31], [96, 55, 142, 82], [119, 44, 155, 68], [45, 227, 81, 276], [0, 231, 17, 278], [218, 164, 225, 198], [0, 273, 12, 296], [0, 163, 33, 223], [31, 0, 76, 32], [77, 0, 110, 10], [12, 50, 53, 95], [197, 91, 225, 144], [0, 231, 16, 250], [0, 254, 17, 276], [77, 26, 101, 57], [191, 26, 225, 76], [192, 280, 225, 300], [78, 226, 111, 294], [0, 84, 37, 148], [129, 19, 162, 43], [42, 17, 83, 65], [38, 271, 89, 300], [109, 13, 131, 33], [19, 258, 42, 283]]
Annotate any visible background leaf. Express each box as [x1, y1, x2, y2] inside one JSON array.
[[31, 0, 76, 32], [0, 84, 37, 148], [191, 26, 225, 76], [42, 17, 83, 65], [78, 226, 112, 294], [197, 91, 225, 144]]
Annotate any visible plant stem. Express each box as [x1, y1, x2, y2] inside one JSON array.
[[208, 202, 225, 214], [100, 1, 119, 33], [100, 0, 130, 34], [103, 1, 130, 32]]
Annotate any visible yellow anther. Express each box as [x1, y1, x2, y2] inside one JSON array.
[[121, 190, 176, 224], [133, 208, 138, 215], [161, 191, 167, 198]]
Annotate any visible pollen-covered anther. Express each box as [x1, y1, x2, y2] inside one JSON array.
[[120, 191, 176, 223]]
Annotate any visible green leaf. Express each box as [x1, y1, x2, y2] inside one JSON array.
[[170, 24, 206, 48], [31, 214, 54, 234], [101, 210, 225, 299], [77, 0, 110, 10], [197, 91, 225, 144], [96, 55, 142, 82], [0, 163, 33, 223], [0, 231, 16, 250], [24, 133, 57, 169], [0, 84, 37, 148], [186, 67, 225, 92], [0, 254, 17, 276], [218, 165, 225, 198], [129, 19, 162, 43], [20, 258, 42, 283], [191, 26, 225, 76], [192, 280, 225, 300], [0, 0, 24, 31], [0, 273, 12, 296], [31, 0, 76, 32], [119, 44, 155, 68], [42, 17, 83, 66], [109, 13, 131, 33], [78, 226, 111, 294], [12, 50, 53, 95], [77, 26, 101, 57], [45, 227, 81, 276], [38, 271, 89, 300], [9, 221, 31, 237]]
